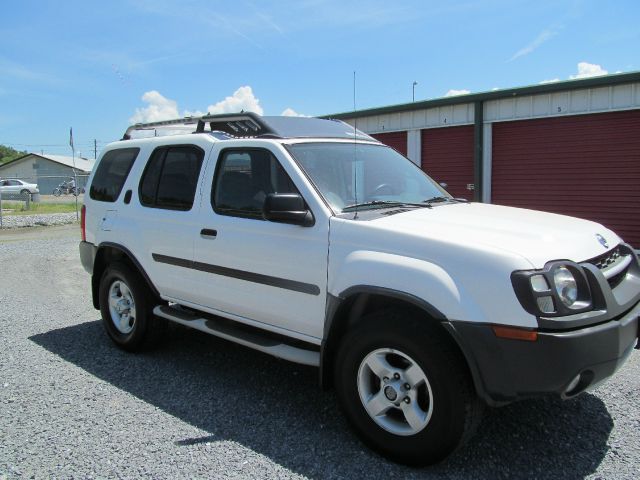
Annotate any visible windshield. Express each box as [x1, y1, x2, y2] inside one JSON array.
[[288, 142, 449, 212]]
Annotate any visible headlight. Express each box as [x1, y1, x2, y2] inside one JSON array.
[[553, 266, 578, 308], [511, 261, 592, 317]]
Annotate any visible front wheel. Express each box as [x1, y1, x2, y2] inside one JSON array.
[[53, 188, 62, 197], [98, 262, 165, 351], [334, 309, 482, 466]]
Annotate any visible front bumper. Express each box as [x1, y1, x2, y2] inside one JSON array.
[[448, 301, 639, 405]]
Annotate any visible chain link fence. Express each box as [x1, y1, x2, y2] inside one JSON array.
[[0, 174, 90, 229]]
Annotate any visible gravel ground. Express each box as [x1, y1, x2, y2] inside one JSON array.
[[0, 212, 78, 229], [0, 224, 638, 479]]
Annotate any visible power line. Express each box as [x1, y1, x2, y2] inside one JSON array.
[[1, 140, 112, 147]]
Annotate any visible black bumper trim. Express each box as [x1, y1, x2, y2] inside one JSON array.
[[79, 241, 97, 275], [449, 302, 640, 405]]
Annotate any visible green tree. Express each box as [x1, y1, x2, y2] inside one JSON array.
[[0, 145, 27, 166]]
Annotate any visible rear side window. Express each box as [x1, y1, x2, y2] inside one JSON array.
[[138, 145, 204, 211], [90, 148, 139, 202]]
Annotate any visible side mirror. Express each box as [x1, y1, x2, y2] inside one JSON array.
[[263, 193, 315, 227]]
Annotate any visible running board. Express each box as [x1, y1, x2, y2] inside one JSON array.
[[153, 305, 320, 367]]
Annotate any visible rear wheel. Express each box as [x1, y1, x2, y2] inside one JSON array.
[[334, 309, 482, 466], [99, 262, 165, 351]]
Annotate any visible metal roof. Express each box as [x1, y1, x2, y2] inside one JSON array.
[[321, 71, 640, 120], [0, 153, 95, 172]]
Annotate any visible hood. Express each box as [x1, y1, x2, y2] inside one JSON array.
[[372, 203, 619, 268]]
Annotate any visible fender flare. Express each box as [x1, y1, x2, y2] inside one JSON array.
[[319, 285, 488, 403], [91, 242, 160, 309]]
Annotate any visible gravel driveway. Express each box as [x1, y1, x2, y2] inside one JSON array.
[[1, 224, 638, 479]]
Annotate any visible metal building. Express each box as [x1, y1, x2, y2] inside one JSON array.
[[0, 153, 95, 195], [324, 72, 640, 247]]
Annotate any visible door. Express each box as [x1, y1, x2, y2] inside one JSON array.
[[492, 110, 640, 247], [128, 143, 208, 302], [371, 131, 408, 156], [421, 125, 474, 199], [192, 146, 329, 340]]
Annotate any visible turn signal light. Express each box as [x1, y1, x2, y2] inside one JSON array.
[[492, 325, 538, 342]]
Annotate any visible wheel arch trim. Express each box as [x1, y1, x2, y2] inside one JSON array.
[[92, 242, 160, 309], [319, 285, 490, 404]]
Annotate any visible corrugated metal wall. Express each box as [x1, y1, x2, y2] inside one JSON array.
[[421, 126, 475, 200], [371, 131, 408, 156], [492, 110, 640, 247]]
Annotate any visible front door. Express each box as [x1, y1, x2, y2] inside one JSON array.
[[191, 145, 329, 341]]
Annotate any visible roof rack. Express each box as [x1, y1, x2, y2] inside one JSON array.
[[196, 112, 277, 137], [122, 112, 375, 142], [122, 113, 276, 140]]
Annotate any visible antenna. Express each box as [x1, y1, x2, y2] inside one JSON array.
[[353, 70, 358, 219]]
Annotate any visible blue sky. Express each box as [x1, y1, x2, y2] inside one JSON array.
[[1, 0, 638, 157]]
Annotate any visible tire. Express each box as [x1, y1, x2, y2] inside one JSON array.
[[334, 309, 483, 466], [20, 189, 30, 197], [53, 188, 62, 197], [98, 262, 165, 352]]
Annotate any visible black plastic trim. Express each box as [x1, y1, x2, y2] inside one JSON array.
[[449, 304, 640, 404], [152, 253, 320, 296], [511, 260, 593, 318], [79, 241, 97, 274], [98, 242, 161, 298], [337, 285, 447, 322]]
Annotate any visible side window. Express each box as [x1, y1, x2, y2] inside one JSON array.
[[90, 148, 139, 202], [212, 149, 299, 219], [138, 145, 204, 211]]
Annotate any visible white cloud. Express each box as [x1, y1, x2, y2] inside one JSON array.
[[444, 89, 471, 97], [539, 78, 560, 84], [569, 62, 608, 79], [130, 90, 179, 123], [205, 86, 264, 115], [281, 107, 309, 117], [509, 26, 560, 61]]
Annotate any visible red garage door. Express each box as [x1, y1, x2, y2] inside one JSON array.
[[492, 110, 640, 247], [371, 131, 407, 156], [421, 126, 474, 200]]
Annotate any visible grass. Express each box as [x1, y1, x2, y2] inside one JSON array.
[[0, 201, 80, 215]]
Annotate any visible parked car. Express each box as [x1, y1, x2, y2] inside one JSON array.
[[0, 178, 39, 196], [79, 113, 640, 466]]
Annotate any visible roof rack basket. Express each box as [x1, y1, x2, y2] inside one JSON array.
[[122, 112, 276, 140]]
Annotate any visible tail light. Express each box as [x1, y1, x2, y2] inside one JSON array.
[[81, 205, 86, 241]]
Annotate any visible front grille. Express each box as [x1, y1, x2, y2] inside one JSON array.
[[585, 245, 631, 289], [589, 246, 622, 270]]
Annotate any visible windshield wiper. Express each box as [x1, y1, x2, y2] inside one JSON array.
[[342, 200, 431, 212], [423, 196, 468, 204]]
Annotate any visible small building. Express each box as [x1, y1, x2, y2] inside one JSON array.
[[0, 153, 95, 195], [324, 71, 640, 247]]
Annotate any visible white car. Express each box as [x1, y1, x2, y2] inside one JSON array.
[[0, 178, 39, 196], [79, 113, 640, 466]]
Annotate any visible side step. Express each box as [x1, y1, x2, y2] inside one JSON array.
[[153, 305, 320, 367]]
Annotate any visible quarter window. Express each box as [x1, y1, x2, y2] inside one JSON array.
[[139, 145, 204, 211], [212, 149, 299, 219], [90, 148, 140, 202]]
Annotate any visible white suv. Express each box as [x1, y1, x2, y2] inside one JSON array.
[[80, 113, 640, 465]]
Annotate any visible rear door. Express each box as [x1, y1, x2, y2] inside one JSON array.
[[126, 143, 209, 303]]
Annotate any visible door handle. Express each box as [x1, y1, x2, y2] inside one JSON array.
[[200, 228, 217, 238]]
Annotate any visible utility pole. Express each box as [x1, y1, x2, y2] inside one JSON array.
[[94, 139, 97, 159], [412, 81, 418, 102]]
